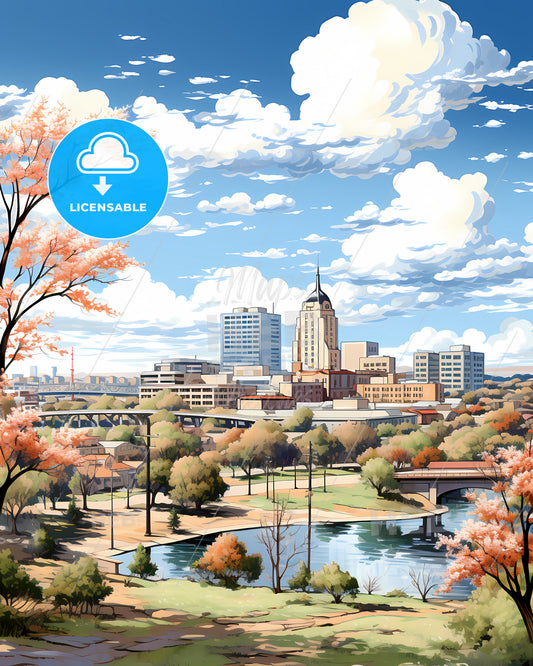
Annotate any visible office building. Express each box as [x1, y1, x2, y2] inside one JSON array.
[[413, 345, 484, 392], [413, 351, 440, 383], [220, 307, 282, 373], [439, 345, 484, 391], [292, 267, 340, 371]]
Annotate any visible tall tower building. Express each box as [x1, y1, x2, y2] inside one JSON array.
[[220, 307, 282, 373], [292, 267, 340, 371]]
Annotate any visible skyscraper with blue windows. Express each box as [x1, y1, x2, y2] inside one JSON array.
[[220, 307, 282, 373]]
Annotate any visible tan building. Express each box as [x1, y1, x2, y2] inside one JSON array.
[[238, 394, 296, 410], [292, 267, 340, 371], [359, 356, 396, 373], [341, 341, 379, 372], [278, 380, 326, 403], [357, 381, 444, 403], [288, 368, 380, 400]]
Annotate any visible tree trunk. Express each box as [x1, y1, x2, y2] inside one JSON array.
[[51, 497, 56, 510], [516, 598, 533, 644], [10, 512, 19, 535], [0, 484, 8, 516], [248, 463, 252, 496], [82, 493, 88, 510]]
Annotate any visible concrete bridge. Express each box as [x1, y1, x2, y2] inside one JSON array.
[[37, 408, 256, 430], [394, 463, 498, 538], [393, 464, 497, 504]]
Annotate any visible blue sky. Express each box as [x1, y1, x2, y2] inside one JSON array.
[[2, 0, 533, 376]]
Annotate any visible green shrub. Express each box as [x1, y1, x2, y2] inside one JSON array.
[[128, 545, 158, 579], [0, 604, 31, 636], [309, 562, 358, 604], [45, 558, 112, 614], [385, 588, 409, 598], [33, 527, 56, 558], [448, 578, 533, 663], [288, 560, 310, 592], [0, 549, 42, 608], [66, 499, 83, 524]]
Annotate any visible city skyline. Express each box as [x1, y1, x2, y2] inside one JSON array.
[[2, 0, 532, 378]]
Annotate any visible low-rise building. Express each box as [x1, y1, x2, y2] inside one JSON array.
[[358, 380, 444, 403], [238, 394, 296, 410], [359, 356, 396, 373], [139, 369, 256, 409]]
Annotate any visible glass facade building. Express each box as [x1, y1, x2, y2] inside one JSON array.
[[220, 307, 282, 373]]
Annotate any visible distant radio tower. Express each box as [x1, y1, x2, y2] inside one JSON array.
[[71, 348, 75, 400]]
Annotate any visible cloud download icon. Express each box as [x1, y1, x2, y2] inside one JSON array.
[[48, 119, 168, 238]]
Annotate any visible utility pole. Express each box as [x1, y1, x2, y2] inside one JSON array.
[[70, 347, 75, 400], [145, 417, 152, 537], [110, 458, 115, 549], [307, 439, 312, 571]]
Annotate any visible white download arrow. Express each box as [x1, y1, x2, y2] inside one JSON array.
[[93, 176, 112, 196]]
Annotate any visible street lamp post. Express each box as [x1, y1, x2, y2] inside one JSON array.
[[265, 457, 270, 500], [307, 440, 312, 571]]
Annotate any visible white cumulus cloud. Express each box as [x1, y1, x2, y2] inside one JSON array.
[[197, 192, 295, 215]]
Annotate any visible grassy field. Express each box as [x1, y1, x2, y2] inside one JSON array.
[[234, 482, 423, 514], [42, 578, 510, 666]]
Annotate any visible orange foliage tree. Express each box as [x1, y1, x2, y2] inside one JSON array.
[[0, 410, 85, 513], [438, 445, 533, 642], [0, 97, 135, 377], [485, 409, 525, 436], [192, 532, 263, 588], [412, 446, 446, 469]]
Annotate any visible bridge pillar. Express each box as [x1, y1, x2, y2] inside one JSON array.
[[429, 486, 437, 505], [422, 515, 437, 538]]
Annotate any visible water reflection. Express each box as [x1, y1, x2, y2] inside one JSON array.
[[114, 496, 478, 599]]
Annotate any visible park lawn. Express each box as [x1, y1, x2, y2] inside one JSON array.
[[233, 483, 423, 514], [106, 580, 472, 666]]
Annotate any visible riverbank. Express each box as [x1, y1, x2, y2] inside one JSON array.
[[20, 474, 446, 573]]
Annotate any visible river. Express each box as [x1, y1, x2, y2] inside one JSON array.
[[114, 493, 480, 599]]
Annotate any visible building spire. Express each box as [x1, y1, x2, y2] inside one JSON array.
[[316, 257, 320, 291]]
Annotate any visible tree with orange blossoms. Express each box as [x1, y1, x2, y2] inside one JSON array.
[[0, 409, 85, 514], [412, 446, 446, 469], [438, 445, 533, 643], [0, 97, 135, 378], [192, 532, 263, 589]]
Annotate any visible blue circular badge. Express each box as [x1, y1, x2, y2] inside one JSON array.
[[48, 119, 168, 238]]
